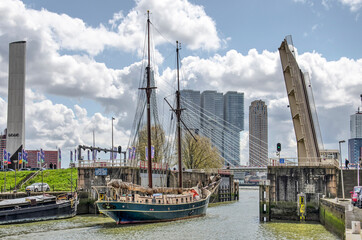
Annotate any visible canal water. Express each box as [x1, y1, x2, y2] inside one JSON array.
[[1, 189, 339, 240]]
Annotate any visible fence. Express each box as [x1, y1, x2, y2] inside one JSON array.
[[268, 157, 339, 168]]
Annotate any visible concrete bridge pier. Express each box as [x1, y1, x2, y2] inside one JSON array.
[[264, 166, 338, 221]]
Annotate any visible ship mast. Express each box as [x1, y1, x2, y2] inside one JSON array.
[[146, 11, 153, 188], [176, 41, 183, 188]]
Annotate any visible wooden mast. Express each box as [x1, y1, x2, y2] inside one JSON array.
[[176, 41, 183, 188], [146, 11, 153, 188]]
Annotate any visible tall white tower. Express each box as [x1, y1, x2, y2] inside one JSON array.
[[6, 41, 26, 160]]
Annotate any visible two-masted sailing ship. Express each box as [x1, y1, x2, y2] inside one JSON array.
[[95, 11, 221, 224]]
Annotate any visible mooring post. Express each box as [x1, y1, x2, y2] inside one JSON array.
[[259, 180, 270, 222], [298, 192, 306, 221]]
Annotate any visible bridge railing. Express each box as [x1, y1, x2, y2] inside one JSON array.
[[268, 157, 339, 168], [76, 159, 129, 168]]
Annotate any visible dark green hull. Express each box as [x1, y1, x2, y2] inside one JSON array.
[[96, 197, 210, 224]]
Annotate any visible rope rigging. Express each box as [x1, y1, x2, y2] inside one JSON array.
[[125, 14, 269, 169]]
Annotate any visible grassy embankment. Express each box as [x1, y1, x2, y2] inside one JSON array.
[[0, 168, 78, 193]]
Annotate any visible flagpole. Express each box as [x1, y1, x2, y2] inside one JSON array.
[[3, 150, 6, 192], [14, 161, 17, 193], [4, 169, 6, 193]]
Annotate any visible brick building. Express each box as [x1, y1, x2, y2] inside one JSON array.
[[26, 150, 60, 169]]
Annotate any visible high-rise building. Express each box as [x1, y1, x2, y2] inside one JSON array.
[[348, 109, 362, 163], [350, 111, 362, 138], [249, 100, 268, 166], [348, 139, 362, 164], [180, 90, 201, 133], [180, 89, 244, 167], [201, 91, 224, 154], [223, 92, 244, 166], [6, 41, 26, 164]]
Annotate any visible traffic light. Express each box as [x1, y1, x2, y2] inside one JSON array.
[[277, 143, 281, 152], [118, 146, 122, 154]]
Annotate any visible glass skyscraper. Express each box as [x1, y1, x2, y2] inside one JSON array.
[[350, 112, 362, 138], [201, 91, 224, 155], [180, 90, 201, 133], [348, 111, 362, 163], [223, 92, 244, 166], [180, 90, 244, 167]]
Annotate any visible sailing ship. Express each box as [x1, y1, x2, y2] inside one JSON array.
[[95, 11, 221, 224]]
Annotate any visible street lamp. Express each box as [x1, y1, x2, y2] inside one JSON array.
[[112, 117, 115, 165], [339, 140, 346, 200]]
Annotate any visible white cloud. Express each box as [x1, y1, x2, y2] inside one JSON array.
[[293, 0, 315, 6], [0, 0, 221, 57], [0, 0, 222, 128], [338, 0, 362, 11], [297, 53, 362, 108], [22, 90, 130, 166], [133, 0, 221, 51], [109, 11, 124, 29], [166, 49, 282, 99], [160, 47, 362, 157], [322, 0, 331, 9], [0, 0, 361, 164], [0, 97, 7, 132]]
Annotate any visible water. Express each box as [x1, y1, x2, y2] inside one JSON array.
[[1, 189, 339, 240]]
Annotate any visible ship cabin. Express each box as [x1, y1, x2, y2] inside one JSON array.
[[117, 193, 194, 205]]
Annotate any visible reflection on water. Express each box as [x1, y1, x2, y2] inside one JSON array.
[[2, 189, 339, 240]]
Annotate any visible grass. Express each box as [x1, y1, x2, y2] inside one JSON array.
[[0, 168, 78, 193]]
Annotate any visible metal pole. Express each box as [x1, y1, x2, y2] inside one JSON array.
[[4, 171, 6, 193], [93, 129, 95, 165], [71, 166, 73, 193], [14, 160, 17, 193], [42, 166, 44, 194], [358, 161, 360, 186], [14, 162, 16, 192], [339, 140, 345, 200], [112, 117, 114, 166]]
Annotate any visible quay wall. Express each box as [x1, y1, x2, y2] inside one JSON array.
[[260, 166, 362, 239], [319, 199, 346, 240], [263, 166, 338, 221]]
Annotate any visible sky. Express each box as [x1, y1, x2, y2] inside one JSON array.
[[0, 0, 361, 167]]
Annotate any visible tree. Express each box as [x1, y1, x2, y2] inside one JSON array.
[[182, 133, 223, 169], [136, 124, 166, 163]]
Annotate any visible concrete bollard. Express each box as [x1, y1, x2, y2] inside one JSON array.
[[348, 204, 353, 211], [352, 221, 361, 234]]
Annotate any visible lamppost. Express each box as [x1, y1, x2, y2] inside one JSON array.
[[339, 140, 346, 200], [112, 117, 115, 166]]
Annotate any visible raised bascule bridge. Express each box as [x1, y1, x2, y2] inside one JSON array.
[[260, 36, 345, 227]]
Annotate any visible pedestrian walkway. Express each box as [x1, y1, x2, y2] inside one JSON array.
[[346, 228, 362, 240]]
